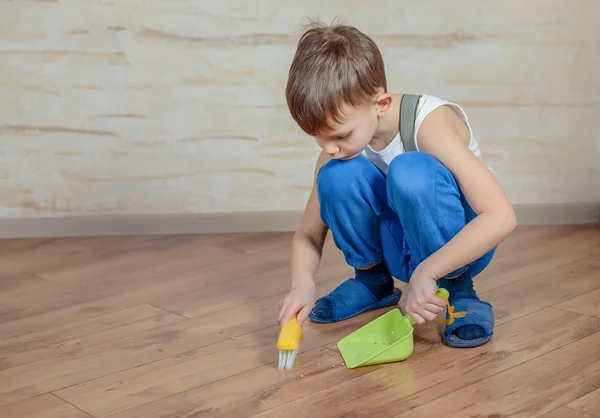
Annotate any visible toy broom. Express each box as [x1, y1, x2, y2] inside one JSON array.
[[276, 315, 303, 370]]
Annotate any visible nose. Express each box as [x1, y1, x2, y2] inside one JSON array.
[[324, 142, 340, 157]]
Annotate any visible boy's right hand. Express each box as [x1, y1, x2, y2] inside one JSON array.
[[278, 283, 316, 326]]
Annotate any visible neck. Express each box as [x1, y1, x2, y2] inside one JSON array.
[[369, 93, 402, 151]]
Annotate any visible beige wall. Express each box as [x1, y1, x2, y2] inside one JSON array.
[[1, 1, 598, 219]]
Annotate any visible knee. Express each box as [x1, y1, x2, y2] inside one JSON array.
[[317, 156, 383, 203], [387, 152, 453, 204]]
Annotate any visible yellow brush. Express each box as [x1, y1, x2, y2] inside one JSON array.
[[276, 315, 304, 370]]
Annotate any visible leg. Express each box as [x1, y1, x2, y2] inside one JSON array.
[[309, 156, 405, 323], [386, 152, 496, 347]]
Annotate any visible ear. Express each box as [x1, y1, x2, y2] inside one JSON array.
[[374, 93, 393, 116]]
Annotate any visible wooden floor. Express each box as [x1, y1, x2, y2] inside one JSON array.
[[0, 226, 599, 418]]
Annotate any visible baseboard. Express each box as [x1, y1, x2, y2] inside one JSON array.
[[0, 211, 304, 239], [512, 202, 600, 226], [0, 203, 597, 239]]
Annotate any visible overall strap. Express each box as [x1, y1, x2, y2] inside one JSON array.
[[399, 94, 421, 152]]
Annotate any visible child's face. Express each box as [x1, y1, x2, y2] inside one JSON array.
[[314, 93, 391, 160]]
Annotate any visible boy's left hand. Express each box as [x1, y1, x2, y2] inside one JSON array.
[[404, 271, 446, 324]]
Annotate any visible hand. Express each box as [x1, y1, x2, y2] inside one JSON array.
[[405, 270, 446, 324], [278, 282, 315, 327]]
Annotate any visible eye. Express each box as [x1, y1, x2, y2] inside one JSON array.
[[338, 132, 351, 140]]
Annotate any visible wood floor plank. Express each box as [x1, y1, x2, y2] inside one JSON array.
[[0, 394, 92, 418], [34, 232, 293, 282], [0, 237, 49, 254], [0, 235, 292, 335], [0, 273, 348, 408], [54, 305, 389, 417], [150, 244, 290, 292], [0, 235, 196, 276], [491, 225, 596, 258], [145, 240, 330, 318], [0, 304, 185, 370], [0, 245, 236, 327], [0, 267, 45, 294], [1, 226, 599, 417], [0, 298, 137, 342], [0, 245, 300, 343], [394, 331, 600, 418], [104, 346, 372, 418], [542, 408, 597, 418], [568, 389, 600, 417], [150, 246, 350, 318], [247, 308, 600, 418], [35, 241, 236, 283], [475, 227, 600, 293], [213, 232, 293, 254], [105, 319, 442, 418], [556, 288, 600, 318], [480, 255, 600, 326]]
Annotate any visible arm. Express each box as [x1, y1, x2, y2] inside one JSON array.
[[404, 105, 516, 324], [415, 105, 517, 281], [279, 151, 332, 325]]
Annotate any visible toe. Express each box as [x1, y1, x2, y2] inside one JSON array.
[[453, 324, 486, 340], [311, 299, 333, 319]]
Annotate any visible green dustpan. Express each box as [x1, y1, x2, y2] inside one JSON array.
[[337, 288, 449, 369]]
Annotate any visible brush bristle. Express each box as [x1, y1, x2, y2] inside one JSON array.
[[277, 349, 297, 370]]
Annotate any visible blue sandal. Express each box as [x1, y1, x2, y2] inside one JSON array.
[[308, 279, 402, 323], [442, 298, 495, 348]]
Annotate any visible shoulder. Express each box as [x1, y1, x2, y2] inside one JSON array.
[[414, 94, 472, 149], [415, 95, 469, 125]]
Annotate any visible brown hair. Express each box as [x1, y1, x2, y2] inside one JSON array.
[[285, 20, 387, 136]]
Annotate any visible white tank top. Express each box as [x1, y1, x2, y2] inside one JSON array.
[[361, 95, 485, 175]]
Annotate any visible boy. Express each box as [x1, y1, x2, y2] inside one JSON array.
[[277, 21, 516, 347]]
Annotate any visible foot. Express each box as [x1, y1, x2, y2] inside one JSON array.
[[438, 273, 492, 345], [309, 262, 401, 324], [447, 289, 486, 341], [312, 263, 394, 320]]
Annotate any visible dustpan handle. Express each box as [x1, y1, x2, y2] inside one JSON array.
[[404, 288, 450, 326], [436, 288, 450, 300]]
